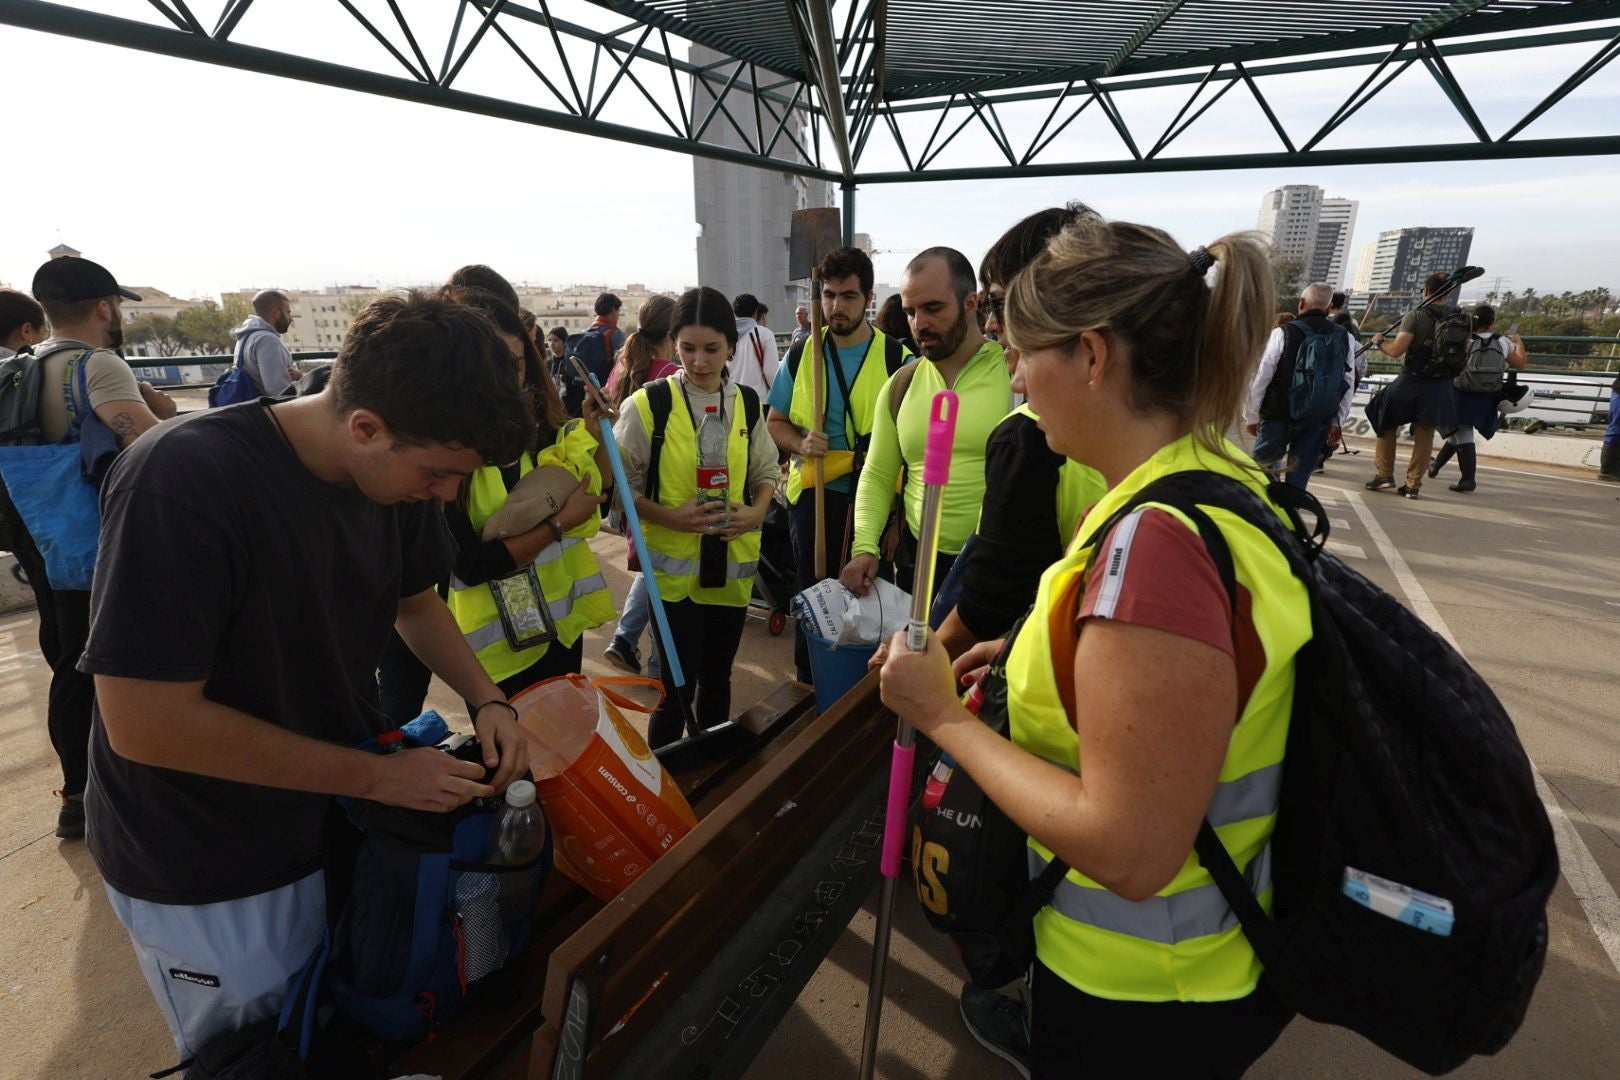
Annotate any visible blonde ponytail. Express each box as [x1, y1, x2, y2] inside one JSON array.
[[1003, 218, 1275, 462]]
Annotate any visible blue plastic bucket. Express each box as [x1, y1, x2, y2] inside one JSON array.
[[805, 630, 878, 713]]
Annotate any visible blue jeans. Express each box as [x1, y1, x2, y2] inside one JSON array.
[[613, 571, 661, 676], [1253, 419, 1330, 489], [1606, 391, 1619, 445]]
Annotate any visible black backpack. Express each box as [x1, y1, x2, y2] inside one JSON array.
[[1089, 472, 1555, 1076], [1416, 307, 1473, 379]]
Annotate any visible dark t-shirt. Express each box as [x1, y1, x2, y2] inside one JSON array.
[[80, 402, 453, 904], [1398, 306, 1449, 374], [955, 410, 1067, 641]]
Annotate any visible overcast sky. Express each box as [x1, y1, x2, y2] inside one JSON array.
[[4, 4, 1617, 300]]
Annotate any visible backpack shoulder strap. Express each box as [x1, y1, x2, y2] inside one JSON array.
[[643, 379, 674, 503], [883, 334, 907, 375], [887, 358, 920, 426], [738, 382, 762, 436]]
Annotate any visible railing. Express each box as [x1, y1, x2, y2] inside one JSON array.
[[126, 350, 338, 388], [1357, 334, 1617, 430]]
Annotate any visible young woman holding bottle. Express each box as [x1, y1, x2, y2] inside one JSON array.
[[612, 287, 778, 748]]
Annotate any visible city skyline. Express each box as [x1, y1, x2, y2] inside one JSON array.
[[4, 20, 1617, 300]]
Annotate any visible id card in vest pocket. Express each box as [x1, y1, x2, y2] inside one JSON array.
[[489, 565, 558, 651]]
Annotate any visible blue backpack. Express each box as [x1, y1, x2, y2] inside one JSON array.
[[327, 712, 552, 1044], [1287, 320, 1349, 425], [208, 330, 268, 408], [0, 346, 122, 590]]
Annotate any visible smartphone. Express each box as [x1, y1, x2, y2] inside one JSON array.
[[1508, 322, 1521, 336]]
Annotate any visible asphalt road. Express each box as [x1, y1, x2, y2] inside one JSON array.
[[748, 453, 1620, 1079], [0, 454, 1613, 1078]]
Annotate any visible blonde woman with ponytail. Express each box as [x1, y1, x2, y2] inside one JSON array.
[[879, 218, 1302, 1077]]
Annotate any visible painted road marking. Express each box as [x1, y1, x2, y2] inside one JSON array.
[[1345, 487, 1620, 978], [1327, 543, 1366, 560]]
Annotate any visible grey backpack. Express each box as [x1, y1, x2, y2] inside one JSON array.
[[1455, 334, 1507, 394]]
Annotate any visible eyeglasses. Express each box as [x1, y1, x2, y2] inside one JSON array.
[[980, 293, 1005, 319]]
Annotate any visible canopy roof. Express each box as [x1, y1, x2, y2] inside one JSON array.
[[4, 0, 1618, 185]]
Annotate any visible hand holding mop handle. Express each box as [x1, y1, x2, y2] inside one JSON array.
[[878, 390, 959, 879]]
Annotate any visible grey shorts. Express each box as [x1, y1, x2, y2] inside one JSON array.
[[105, 870, 326, 1061]]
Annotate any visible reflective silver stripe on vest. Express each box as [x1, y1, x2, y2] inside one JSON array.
[[1042, 760, 1282, 829], [449, 535, 576, 593], [1029, 843, 1272, 945], [644, 548, 758, 581]]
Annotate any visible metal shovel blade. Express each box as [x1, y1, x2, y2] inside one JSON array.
[[789, 207, 842, 281]]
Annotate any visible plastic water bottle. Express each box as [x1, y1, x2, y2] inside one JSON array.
[[922, 681, 982, 809], [696, 404, 730, 508], [491, 780, 548, 866]]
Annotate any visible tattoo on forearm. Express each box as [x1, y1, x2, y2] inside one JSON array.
[[109, 412, 138, 438]]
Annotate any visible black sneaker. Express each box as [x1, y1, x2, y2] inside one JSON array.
[[1365, 475, 1395, 492], [959, 984, 1030, 1078], [55, 791, 84, 840], [1397, 484, 1422, 499], [603, 637, 641, 675]]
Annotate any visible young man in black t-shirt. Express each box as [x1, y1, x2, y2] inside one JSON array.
[[80, 294, 536, 1063]]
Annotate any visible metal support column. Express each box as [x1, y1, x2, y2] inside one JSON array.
[[842, 181, 857, 247]]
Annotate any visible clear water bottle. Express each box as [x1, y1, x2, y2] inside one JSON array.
[[696, 404, 730, 508], [491, 780, 548, 866]]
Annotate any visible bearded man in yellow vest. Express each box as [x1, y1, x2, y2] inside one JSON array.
[[878, 217, 1300, 1077], [766, 246, 910, 684]]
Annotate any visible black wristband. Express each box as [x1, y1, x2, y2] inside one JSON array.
[[473, 700, 518, 724]]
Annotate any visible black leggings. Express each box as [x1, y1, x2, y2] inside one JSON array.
[[1030, 959, 1292, 1079], [648, 599, 748, 748]]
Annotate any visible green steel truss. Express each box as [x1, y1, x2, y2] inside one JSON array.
[[3, 0, 1619, 184]]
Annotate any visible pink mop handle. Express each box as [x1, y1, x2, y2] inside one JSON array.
[[879, 391, 959, 878], [922, 390, 959, 487], [880, 741, 916, 877]]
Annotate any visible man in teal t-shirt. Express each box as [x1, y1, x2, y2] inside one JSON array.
[[767, 245, 909, 683]]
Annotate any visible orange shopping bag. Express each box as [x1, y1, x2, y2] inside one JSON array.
[[511, 674, 698, 901]]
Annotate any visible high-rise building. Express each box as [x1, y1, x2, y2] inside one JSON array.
[[692, 44, 834, 327], [1256, 185, 1322, 287], [1366, 227, 1475, 295], [1351, 242, 1377, 293], [1257, 185, 1359, 293], [1310, 198, 1359, 290]]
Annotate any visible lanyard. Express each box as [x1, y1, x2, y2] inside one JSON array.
[[821, 329, 869, 448], [676, 375, 729, 435]]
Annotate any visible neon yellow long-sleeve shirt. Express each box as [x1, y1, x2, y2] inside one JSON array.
[[852, 341, 1011, 558]]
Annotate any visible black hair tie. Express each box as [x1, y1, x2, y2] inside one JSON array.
[[1188, 246, 1216, 274]]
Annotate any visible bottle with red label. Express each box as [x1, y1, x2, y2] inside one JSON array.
[[696, 404, 730, 504], [921, 680, 983, 809]]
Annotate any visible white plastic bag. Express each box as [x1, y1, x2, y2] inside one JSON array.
[[792, 578, 911, 645]]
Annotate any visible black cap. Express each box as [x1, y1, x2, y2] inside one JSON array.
[[32, 257, 141, 304]]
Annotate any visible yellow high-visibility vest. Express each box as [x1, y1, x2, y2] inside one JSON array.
[[1005, 432, 1308, 1001], [631, 381, 763, 608], [446, 421, 613, 683]]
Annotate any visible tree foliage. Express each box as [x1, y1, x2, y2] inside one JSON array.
[[173, 297, 251, 355], [124, 313, 183, 357]]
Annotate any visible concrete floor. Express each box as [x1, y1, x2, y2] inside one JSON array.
[[1, 451, 1616, 1078]]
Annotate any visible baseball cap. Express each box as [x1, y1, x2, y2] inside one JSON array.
[[32, 257, 142, 304]]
